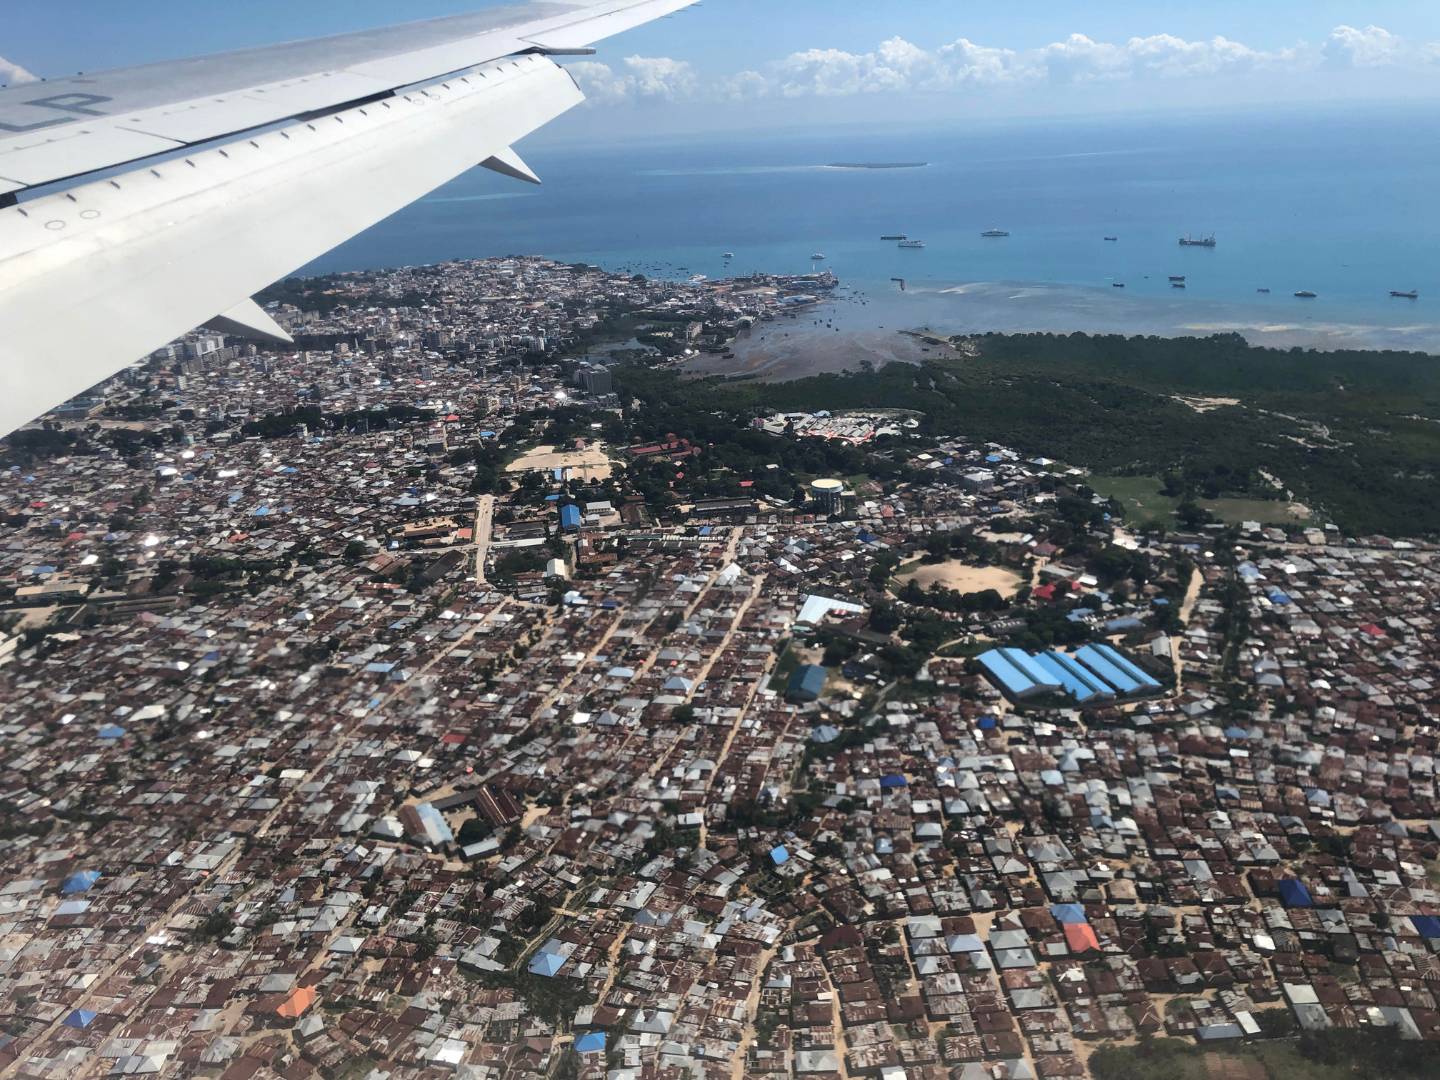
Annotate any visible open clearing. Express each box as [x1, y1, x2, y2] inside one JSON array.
[[506, 443, 613, 481], [1090, 475, 1309, 528], [897, 559, 1024, 596]]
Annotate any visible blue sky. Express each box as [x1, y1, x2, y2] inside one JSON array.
[[8, 1, 1440, 136]]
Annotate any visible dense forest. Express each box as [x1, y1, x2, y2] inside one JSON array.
[[616, 332, 1440, 537]]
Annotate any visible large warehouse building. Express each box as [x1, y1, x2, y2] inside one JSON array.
[[977, 643, 1163, 705]]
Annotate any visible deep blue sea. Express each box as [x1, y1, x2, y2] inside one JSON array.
[[308, 105, 1440, 352]]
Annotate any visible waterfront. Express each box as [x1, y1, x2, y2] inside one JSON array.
[[309, 104, 1440, 356]]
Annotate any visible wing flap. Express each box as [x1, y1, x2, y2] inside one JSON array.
[[0, 126, 182, 188]]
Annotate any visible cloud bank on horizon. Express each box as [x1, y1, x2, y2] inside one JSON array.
[[0, 54, 38, 86], [567, 24, 1435, 104]]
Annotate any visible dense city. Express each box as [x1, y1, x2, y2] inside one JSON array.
[[0, 259, 1437, 1080]]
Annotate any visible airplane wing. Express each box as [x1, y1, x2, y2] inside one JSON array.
[[0, 0, 699, 435]]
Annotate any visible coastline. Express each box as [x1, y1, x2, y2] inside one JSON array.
[[685, 275, 1440, 382]]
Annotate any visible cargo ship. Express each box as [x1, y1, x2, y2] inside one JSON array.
[[1179, 235, 1217, 247], [898, 239, 926, 249], [1169, 276, 1186, 282], [880, 234, 907, 241], [1391, 290, 1420, 299]]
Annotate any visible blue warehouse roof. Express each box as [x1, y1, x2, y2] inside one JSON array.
[[1074, 645, 1142, 696]]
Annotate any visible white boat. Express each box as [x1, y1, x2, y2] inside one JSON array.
[[811, 253, 826, 260], [898, 240, 925, 249]]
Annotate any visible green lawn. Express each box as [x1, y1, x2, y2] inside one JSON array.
[[768, 641, 801, 692], [1090, 475, 1182, 527], [1201, 498, 1311, 527], [1090, 476, 1307, 529], [1249, 1041, 1354, 1080]]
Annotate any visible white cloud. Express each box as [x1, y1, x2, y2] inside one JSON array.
[[1325, 25, 1404, 68], [933, 39, 1028, 87], [567, 55, 698, 104], [722, 70, 771, 101], [623, 56, 699, 99], [572, 24, 1437, 108], [0, 54, 37, 86]]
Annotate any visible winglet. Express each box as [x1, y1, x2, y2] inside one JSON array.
[[204, 299, 294, 346], [481, 147, 542, 186]]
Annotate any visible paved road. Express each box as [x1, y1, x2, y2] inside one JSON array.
[[473, 495, 495, 583]]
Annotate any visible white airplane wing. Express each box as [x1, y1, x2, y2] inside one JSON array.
[[0, 0, 698, 435]]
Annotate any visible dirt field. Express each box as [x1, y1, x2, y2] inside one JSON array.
[[506, 444, 613, 481], [898, 559, 1024, 597]]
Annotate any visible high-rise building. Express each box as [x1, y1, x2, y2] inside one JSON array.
[[574, 363, 613, 396]]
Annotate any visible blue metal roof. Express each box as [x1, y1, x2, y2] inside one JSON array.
[[1412, 915, 1440, 939], [1047, 651, 1114, 699], [1031, 653, 1098, 702], [528, 950, 568, 977], [880, 774, 908, 789], [61, 871, 100, 896], [1001, 648, 1063, 692], [1074, 645, 1141, 696], [575, 1032, 607, 1054], [787, 665, 827, 701], [1051, 903, 1087, 925], [1278, 879, 1313, 909], [1093, 643, 1161, 689], [770, 846, 790, 866], [977, 650, 1035, 697]]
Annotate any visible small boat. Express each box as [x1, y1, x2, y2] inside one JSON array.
[[722, 252, 735, 259], [811, 253, 826, 260], [1257, 288, 1271, 294], [880, 235, 907, 241], [1104, 236, 1119, 242], [981, 228, 1010, 238], [898, 239, 925, 249], [1180, 235, 1217, 247], [1172, 282, 1187, 289], [1169, 276, 1186, 282], [1391, 290, 1420, 299], [1295, 290, 1318, 299], [1113, 282, 1126, 288]]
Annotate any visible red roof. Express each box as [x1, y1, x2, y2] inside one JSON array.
[[1063, 923, 1100, 953], [1361, 624, 1386, 638]]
